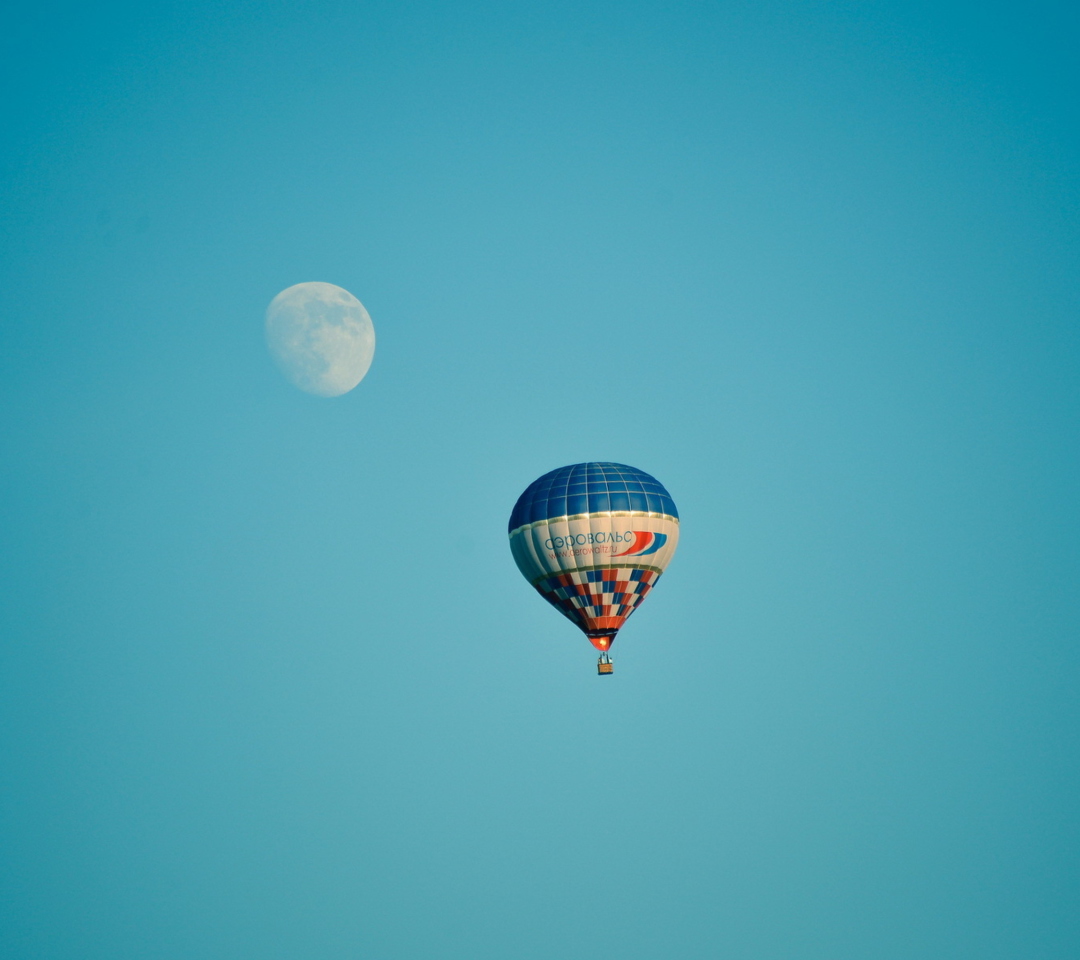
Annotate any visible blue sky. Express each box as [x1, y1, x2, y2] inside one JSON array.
[[1, 2, 1078, 957]]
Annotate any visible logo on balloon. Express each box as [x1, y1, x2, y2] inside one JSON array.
[[612, 532, 668, 557], [541, 530, 668, 559]]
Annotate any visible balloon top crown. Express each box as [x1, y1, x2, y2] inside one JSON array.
[[509, 462, 678, 534]]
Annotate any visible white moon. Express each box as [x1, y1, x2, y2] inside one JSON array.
[[265, 282, 375, 397]]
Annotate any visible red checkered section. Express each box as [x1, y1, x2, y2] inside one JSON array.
[[533, 568, 660, 634]]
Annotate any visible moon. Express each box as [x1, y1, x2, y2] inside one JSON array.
[[265, 282, 375, 397]]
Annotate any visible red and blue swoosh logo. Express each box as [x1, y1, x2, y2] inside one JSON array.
[[612, 532, 668, 557]]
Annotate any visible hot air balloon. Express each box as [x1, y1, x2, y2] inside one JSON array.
[[508, 462, 679, 675]]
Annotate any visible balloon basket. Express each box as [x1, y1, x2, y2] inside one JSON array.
[[597, 652, 614, 676]]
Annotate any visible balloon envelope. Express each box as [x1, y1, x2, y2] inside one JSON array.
[[508, 462, 679, 651]]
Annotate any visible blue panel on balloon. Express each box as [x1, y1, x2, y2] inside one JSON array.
[[508, 462, 679, 531], [565, 493, 588, 515]]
